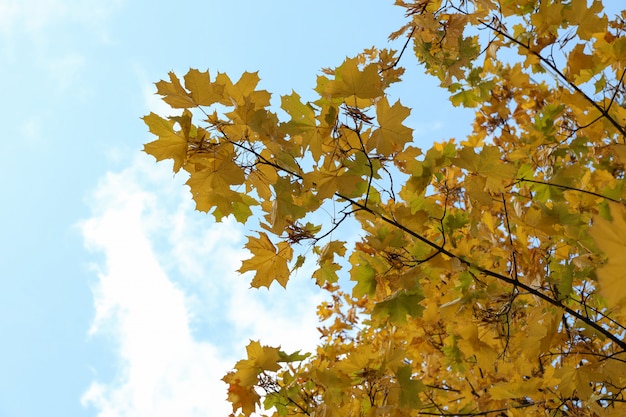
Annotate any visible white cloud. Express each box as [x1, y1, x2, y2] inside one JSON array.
[[80, 154, 323, 416]]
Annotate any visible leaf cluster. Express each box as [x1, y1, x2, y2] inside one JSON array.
[[143, 1, 626, 415]]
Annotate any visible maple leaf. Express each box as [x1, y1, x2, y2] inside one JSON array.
[[368, 97, 413, 156], [457, 324, 500, 370], [454, 146, 517, 192], [218, 71, 271, 108], [183, 68, 224, 106], [350, 252, 377, 297], [267, 176, 310, 232], [242, 340, 283, 373], [372, 290, 425, 324], [565, 0, 608, 40], [238, 232, 293, 288], [278, 349, 311, 362], [313, 240, 346, 286], [280, 91, 327, 161], [184, 148, 255, 221], [567, 43, 600, 84], [590, 203, 626, 309], [489, 377, 548, 400], [395, 365, 424, 409], [155, 71, 195, 108], [554, 362, 604, 400], [320, 57, 383, 100], [223, 379, 260, 416], [142, 112, 187, 172]]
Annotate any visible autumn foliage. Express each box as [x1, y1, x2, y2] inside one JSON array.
[[143, 0, 626, 415]]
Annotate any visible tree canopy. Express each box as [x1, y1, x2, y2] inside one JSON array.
[[143, 0, 626, 415]]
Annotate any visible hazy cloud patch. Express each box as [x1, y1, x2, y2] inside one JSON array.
[[80, 154, 323, 416]]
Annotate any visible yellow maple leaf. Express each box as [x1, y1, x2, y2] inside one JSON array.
[[590, 203, 626, 309], [313, 240, 346, 285], [223, 340, 283, 414], [142, 112, 187, 172], [322, 57, 383, 100], [243, 340, 282, 373], [155, 71, 195, 108], [566, 43, 599, 84], [280, 91, 329, 162], [223, 380, 260, 416], [183, 68, 224, 106], [565, 0, 608, 40], [490, 377, 544, 400], [238, 232, 293, 288], [217, 71, 271, 109], [368, 97, 413, 156], [554, 362, 604, 400], [454, 146, 517, 192]]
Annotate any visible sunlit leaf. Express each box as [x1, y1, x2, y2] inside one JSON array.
[[238, 233, 293, 288], [590, 204, 626, 308]]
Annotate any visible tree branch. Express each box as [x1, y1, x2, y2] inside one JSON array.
[[479, 19, 626, 139], [339, 194, 626, 351]]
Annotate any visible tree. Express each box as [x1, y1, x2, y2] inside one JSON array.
[[142, 0, 626, 415]]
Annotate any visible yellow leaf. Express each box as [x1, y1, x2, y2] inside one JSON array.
[[565, 0, 608, 40], [454, 146, 517, 192], [566, 43, 599, 84], [482, 211, 496, 234], [590, 203, 626, 308], [223, 339, 283, 414], [184, 145, 253, 220], [368, 97, 413, 156], [218, 71, 271, 108], [281, 91, 328, 161], [554, 362, 603, 400], [313, 241, 347, 285], [183, 68, 224, 106], [322, 57, 383, 100], [239, 232, 293, 288], [223, 379, 260, 416], [490, 377, 544, 400], [243, 340, 282, 373], [394, 146, 423, 174], [155, 71, 195, 108], [457, 324, 498, 370], [142, 112, 187, 172]]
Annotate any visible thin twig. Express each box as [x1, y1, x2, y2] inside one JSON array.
[[381, 26, 417, 72]]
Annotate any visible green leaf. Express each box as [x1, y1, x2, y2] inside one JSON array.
[[279, 350, 311, 362], [372, 290, 425, 324], [396, 365, 424, 409], [350, 253, 377, 297]]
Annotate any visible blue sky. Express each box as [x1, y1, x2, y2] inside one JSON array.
[[0, 1, 472, 416]]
